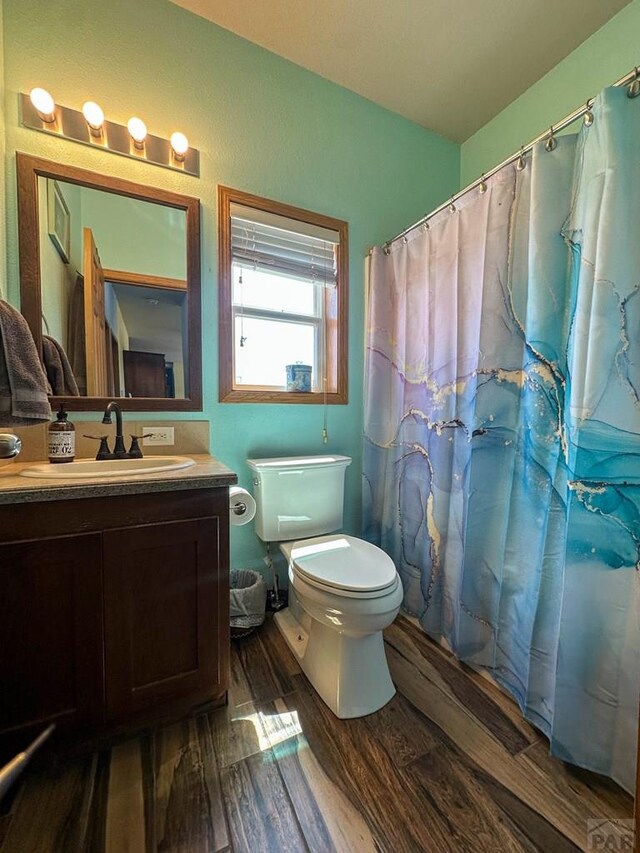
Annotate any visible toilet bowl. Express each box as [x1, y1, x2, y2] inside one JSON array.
[[275, 534, 403, 718], [246, 454, 403, 719]]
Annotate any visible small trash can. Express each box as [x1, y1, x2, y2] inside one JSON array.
[[230, 569, 267, 638]]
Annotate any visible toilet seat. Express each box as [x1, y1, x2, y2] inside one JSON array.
[[282, 534, 399, 599]]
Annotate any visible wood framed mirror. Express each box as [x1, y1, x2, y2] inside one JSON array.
[[16, 153, 202, 411]]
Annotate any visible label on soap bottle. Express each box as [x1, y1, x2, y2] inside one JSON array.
[[48, 431, 75, 460]]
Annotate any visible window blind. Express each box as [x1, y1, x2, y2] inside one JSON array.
[[230, 203, 339, 284]]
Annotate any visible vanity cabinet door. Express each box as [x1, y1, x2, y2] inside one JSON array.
[[103, 515, 227, 723], [0, 534, 104, 744]]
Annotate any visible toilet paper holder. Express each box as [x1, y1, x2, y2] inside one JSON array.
[[228, 486, 256, 526]]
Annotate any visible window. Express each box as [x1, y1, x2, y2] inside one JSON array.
[[218, 187, 348, 403]]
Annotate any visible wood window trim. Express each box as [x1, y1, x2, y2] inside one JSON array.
[[102, 269, 187, 291], [218, 185, 348, 404]]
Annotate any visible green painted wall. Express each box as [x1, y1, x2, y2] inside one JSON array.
[[2, 0, 459, 573], [78, 187, 187, 279], [461, 0, 640, 185]]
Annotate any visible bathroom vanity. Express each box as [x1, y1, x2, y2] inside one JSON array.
[[0, 455, 236, 759], [0, 152, 235, 760]]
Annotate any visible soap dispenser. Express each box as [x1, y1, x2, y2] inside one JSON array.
[[48, 405, 75, 464]]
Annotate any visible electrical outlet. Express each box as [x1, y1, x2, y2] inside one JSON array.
[[142, 427, 175, 446]]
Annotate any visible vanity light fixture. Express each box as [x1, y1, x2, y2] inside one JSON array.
[[82, 101, 105, 137], [29, 87, 56, 123], [127, 116, 147, 149], [20, 91, 200, 177], [170, 131, 189, 162]]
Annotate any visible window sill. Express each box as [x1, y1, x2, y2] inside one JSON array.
[[220, 387, 347, 404]]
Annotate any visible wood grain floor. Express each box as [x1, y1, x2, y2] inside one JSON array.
[[0, 615, 633, 852]]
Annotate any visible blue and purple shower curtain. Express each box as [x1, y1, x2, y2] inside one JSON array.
[[364, 87, 640, 792]]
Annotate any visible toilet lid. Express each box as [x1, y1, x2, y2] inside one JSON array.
[[286, 534, 397, 593]]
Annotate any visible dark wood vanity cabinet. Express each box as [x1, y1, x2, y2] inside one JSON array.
[[0, 533, 105, 740], [0, 487, 229, 757], [103, 516, 223, 723]]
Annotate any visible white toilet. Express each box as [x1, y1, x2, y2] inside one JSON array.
[[247, 454, 403, 718]]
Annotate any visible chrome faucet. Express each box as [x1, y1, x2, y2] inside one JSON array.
[[102, 401, 127, 458]]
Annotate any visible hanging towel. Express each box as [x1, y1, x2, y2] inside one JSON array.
[[0, 300, 51, 425], [43, 335, 80, 396]]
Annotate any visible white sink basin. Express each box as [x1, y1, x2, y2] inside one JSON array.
[[20, 456, 196, 479]]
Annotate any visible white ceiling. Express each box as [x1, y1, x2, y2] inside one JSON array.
[[171, 0, 628, 141]]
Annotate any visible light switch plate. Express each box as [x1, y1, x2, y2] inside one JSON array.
[[142, 427, 175, 446]]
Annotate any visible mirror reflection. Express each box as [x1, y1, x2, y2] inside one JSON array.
[[38, 177, 188, 399]]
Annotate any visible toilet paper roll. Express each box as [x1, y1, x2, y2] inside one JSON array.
[[229, 486, 256, 526]]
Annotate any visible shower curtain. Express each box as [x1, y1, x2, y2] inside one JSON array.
[[364, 86, 640, 792]]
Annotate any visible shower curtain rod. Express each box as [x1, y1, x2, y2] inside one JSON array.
[[380, 63, 640, 251]]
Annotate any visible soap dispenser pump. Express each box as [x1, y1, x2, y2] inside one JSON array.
[[48, 405, 75, 464]]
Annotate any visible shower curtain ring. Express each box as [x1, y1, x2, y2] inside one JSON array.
[[383, 242, 391, 255], [628, 67, 640, 98], [583, 102, 594, 126], [516, 147, 526, 171], [545, 127, 557, 151], [479, 175, 487, 194], [448, 196, 456, 213]]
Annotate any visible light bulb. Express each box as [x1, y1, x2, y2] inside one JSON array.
[[170, 131, 189, 160], [82, 101, 104, 134], [29, 87, 55, 122], [127, 116, 147, 147]]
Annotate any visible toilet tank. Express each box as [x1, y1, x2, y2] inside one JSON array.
[[247, 455, 352, 541]]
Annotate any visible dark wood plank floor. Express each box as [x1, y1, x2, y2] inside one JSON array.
[[0, 615, 633, 852]]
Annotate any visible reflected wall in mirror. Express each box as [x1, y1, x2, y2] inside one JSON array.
[[17, 154, 201, 411]]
